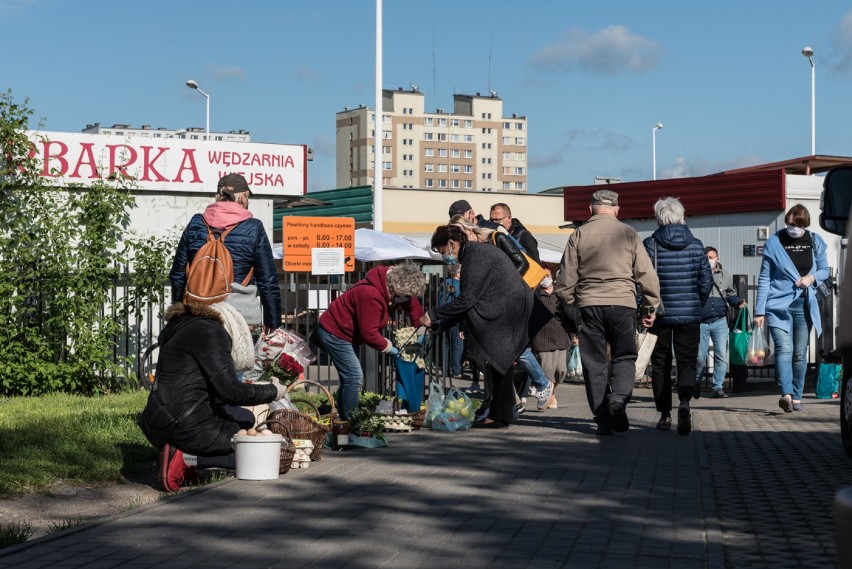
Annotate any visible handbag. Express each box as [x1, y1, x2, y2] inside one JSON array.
[[712, 280, 737, 329], [815, 274, 835, 302], [635, 330, 658, 381], [816, 362, 842, 399], [225, 268, 262, 327], [729, 306, 752, 366], [521, 251, 548, 288], [652, 242, 666, 317]]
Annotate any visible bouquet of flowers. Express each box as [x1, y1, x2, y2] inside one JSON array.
[[261, 351, 304, 385]]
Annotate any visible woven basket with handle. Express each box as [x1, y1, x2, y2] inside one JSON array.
[[254, 419, 297, 474], [267, 380, 337, 461]]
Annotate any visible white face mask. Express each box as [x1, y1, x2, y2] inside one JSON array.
[[786, 225, 805, 238], [540, 276, 553, 288], [708, 258, 717, 270]]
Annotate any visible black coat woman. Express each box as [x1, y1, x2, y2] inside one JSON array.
[[421, 225, 533, 428]]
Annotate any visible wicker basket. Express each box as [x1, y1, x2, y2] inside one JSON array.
[[409, 408, 426, 430], [267, 380, 337, 461], [255, 419, 297, 474]]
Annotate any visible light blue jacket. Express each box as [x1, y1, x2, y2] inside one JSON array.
[[755, 230, 829, 337]]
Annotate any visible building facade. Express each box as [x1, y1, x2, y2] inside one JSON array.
[[82, 123, 251, 143], [335, 87, 528, 193]]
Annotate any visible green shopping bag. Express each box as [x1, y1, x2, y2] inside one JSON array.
[[729, 307, 751, 366]]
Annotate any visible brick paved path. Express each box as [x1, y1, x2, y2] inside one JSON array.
[[1, 383, 849, 569]]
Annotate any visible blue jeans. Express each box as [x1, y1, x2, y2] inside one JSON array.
[[769, 297, 812, 401], [315, 325, 363, 420], [444, 325, 464, 376], [518, 347, 549, 390], [696, 318, 729, 390]]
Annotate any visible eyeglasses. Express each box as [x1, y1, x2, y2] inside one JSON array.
[[490, 216, 508, 223]]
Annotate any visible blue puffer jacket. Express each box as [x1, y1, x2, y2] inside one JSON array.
[[644, 224, 712, 326], [170, 214, 281, 329]]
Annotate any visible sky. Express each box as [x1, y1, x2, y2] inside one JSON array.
[[2, 0, 852, 193]]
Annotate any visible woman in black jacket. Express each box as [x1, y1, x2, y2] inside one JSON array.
[[139, 302, 286, 491], [422, 225, 533, 427]]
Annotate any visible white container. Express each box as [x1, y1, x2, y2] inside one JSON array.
[[232, 433, 284, 480]]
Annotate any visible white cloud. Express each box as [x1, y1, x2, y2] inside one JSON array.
[[311, 133, 335, 157], [207, 65, 246, 81], [830, 10, 852, 72], [660, 155, 762, 179], [563, 127, 637, 152], [529, 25, 662, 75], [0, 0, 38, 16]]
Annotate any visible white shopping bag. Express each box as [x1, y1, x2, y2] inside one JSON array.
[[635, 330, 657, 381]]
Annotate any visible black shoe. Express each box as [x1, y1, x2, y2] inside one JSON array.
[[609, 402, 629, 433], [596, 422, 614, 435], [677, 402, 692, 436], [656, 413, 672, 431], [472, 419, 507, 429], [712, 389, 729, 399], [694, 382, 702, 400]]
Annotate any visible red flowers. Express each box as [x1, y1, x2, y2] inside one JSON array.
[[266, 352, 304, 384]]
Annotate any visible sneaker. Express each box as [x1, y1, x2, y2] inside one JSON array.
[[779, 396, 793, 413], [712, 389, 729, 399], [536, 382, 554, 411], [515, 403, 526, 415], [677, 402, 692, 436], [657, 413, 672, 431], [609, 402, 630, 433], [792, 402, 805, 412], [158, 444, 197, 492]]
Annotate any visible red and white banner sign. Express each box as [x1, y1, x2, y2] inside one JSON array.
[[26, 131, 307, 196]]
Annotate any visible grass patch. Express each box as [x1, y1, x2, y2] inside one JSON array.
[[0, 390, 153, 497], [0, 522, 34, 548], [47, 517, 86, 534]]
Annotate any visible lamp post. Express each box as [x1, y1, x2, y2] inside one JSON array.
[[802, 46, 815, 156], [185, 79, 210, 141], [652, 123, 663, 180]]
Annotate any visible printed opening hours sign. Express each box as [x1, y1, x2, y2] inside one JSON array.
[[282, 217, 355, 272]]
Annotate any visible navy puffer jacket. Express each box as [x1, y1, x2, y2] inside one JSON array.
[[170, 214, 281, 329], [643, 224, 712, 326]]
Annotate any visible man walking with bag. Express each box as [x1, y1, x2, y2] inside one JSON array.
[[555, 190, 660, 435], [170, 173, 281, 333]]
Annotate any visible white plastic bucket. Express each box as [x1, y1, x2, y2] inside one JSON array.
[[232, 434, 284, 480]]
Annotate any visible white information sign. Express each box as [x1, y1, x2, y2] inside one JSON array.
[[25, 131, 307, 196], [311, 248, 345, 275]]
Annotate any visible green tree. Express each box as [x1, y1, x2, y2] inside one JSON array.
[[0, 90, 174, 395]]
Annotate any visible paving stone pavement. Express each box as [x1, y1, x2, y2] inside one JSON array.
[[1, 383, 850, 569]]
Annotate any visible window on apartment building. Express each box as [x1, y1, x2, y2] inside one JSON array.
[[503, 167, 512, 175], [481, 128, 492, 134], [481, 112, 492, 119], [425, 178, 434, 187], [383, 132, 392, 139], [464, 180, 472, 189], [425, 117, 433, 126], [451, 119, 459, 127], [425, 164, 434, 172], [350, 133, 355, 141], [481, 143, 492, 150], [517, 152, 526, 160], [451, 165, 460, 174], [503, 182, 512, 190], [464, 150, 473, 158], [438, 164, 447, 173], [438, 179, 447, 188], [450, 134, 460, 142], [516, 182, 524, 190], [438, 148, 447, 157], [464, 134, 474, 142], [383, 114, 391, 122], [451, 149, 461, 158], [515, 167, 524, 175], [425, 133, 434, 140], [503, 122, 511, 129], [383, 146, 392, 154], [516, 122, 524, 130], [370, 113, 375, 122], [438, 118, 447, 126], [481, 158, 492, 165], [464, 165, 473, 173], [382, 161, 392, 170], [502, 137, 512, 145], [502, 152, 511, 160], [452, 180, 460, 188], [465, 120, 473, 127], [437, 133, 447, 141], [515, 137, 525, 145], [425, 148, 434, 156], [154, 133, 162, 138]]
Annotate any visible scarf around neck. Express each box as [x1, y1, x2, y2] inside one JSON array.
[[209, 302, 255, 372]]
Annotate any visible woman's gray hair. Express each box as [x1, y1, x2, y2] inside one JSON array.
[[386, 262, 427, 297], [654, 197, 686, 226], [450, 214, 500, 242]]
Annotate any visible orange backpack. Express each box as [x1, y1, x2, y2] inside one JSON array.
[[184, 221, 238, 305]]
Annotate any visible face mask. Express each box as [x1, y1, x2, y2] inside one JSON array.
[[708, 258, 717, 270], [392, 295, 410, 304], [540, 277, 553, 288], [786, 225, 805, 238], [442, 252, 458, 265]]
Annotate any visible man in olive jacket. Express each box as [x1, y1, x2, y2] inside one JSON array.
[[554, 189, 660, 435]]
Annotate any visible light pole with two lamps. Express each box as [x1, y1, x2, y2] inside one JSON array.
[[652, 122, 663, 180], [801, 46, 815, 156], [185, 79, 210, 141]]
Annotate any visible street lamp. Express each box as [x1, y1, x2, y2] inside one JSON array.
[[802, 46, 815, 156], [652, 123, 663, 180], [185, 79, 210, 141]]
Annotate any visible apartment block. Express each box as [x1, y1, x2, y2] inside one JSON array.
[[336, 87, 528, 193], [82, 123, 251, 142]]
